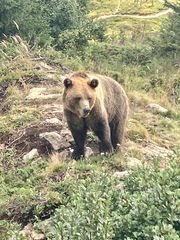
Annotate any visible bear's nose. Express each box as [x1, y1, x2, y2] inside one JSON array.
[[83, 108, 90, 115]]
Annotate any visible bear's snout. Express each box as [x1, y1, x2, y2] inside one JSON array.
[[83, 108, 91, 116]]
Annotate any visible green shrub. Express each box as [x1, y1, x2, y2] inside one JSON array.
[[150, 3, 180, 55], [89, 43, 153, 66], [0, 0, 105, 49], [43, 161, 180, 240], [0, 220, 24, 240]]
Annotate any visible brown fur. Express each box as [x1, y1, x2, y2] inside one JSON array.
[[63, 71, 129, 159]]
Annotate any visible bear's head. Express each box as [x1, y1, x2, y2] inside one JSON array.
[[63, 72, 98, 118]]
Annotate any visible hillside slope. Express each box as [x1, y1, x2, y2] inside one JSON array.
[[0, 1, 180, 238]]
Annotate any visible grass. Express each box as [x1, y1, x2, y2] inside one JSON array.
[[0, 108, 42, 134], [90, 0, 167, 17]]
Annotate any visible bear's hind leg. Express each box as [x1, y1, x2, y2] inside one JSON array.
[[92, 120, 113, 155], [110, 121, 124, 150]]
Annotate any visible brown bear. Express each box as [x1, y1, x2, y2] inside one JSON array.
[[63, 71, 128, 159]]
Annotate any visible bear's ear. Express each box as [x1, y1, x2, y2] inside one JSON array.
[[64, 78, 72, 88], [89, 79, 99, 88]]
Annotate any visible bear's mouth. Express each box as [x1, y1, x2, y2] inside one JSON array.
[[82, 113, 90, 118]]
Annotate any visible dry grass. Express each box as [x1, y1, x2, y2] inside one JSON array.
[[127, 119, 149, 141], [45, 153, 71, 177]]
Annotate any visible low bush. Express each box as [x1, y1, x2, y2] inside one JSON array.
[[42, 161, 180, 240], [88, 43, 153, 66]]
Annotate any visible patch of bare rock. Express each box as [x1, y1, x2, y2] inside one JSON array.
[[26, 87, 62, 100], [142, 142, 175, 160], [19, 223, 45, 240], [145, 103, 168, 114], [45, 118, 62, 125]]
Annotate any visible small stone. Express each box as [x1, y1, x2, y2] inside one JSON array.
[[127, 157, 142, 169], [85, 147, 94, 158], [146, 103, 168, 114], [46, 118, 62, 125], [114, 171, 129, 178], [40, 132, 62, 150], [31, 231, 45, 240], [19, 223, 32, 237], [23, 149, 39, 161], [0, 144, 5, 150]]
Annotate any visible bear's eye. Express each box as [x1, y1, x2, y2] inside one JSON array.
[[88, 97, 92, 100], [74, 96, 81, 101]]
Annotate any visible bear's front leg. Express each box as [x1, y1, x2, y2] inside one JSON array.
[[93, 120, 113, 155], [71, 128, 87, 160], [65, 110, 87, 160]]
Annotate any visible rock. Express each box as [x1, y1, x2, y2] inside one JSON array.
[[19, 223, 45, 239], [34, 93, 61, 100], [39, 132, 63, 150], [45, 73, 56, 80], [19, 223, 32, 238], [85, 147, 94, 158], [127, 157, 142, 169], [61, 129, 72, 137], [46, 118, 62, 125], [61, 129, 74, 144], [146, 103, 168, 114], [113, 171, 129, 178], [26, 87, 47, 99], [23, 149, 39, 161], [31, 231, 45, 240], [36, 61, 53, 71], [143, 143, 175, 160], [26, 87, 61, 100], [0, 144, 5, 150], [43, 103, 63, 114]]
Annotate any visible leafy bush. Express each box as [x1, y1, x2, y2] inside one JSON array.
[[151, 2, 180, 54], [43, 161, 180, 239], [0, 0, 52, 46], [89, 43, 153, 66], [0, 0, 105, 49], [0, 220, 24, 240]]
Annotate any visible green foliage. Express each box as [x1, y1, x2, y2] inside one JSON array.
[[88, 43, 153, 66], [55, 22, 105, 52], [151, 3, 180, 54], [0, 0, 105, 49], [46, 175, 116, 239], [0, 0, 52, 46], [0, 220, 24, 240], [43, 161, 180, 240]]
